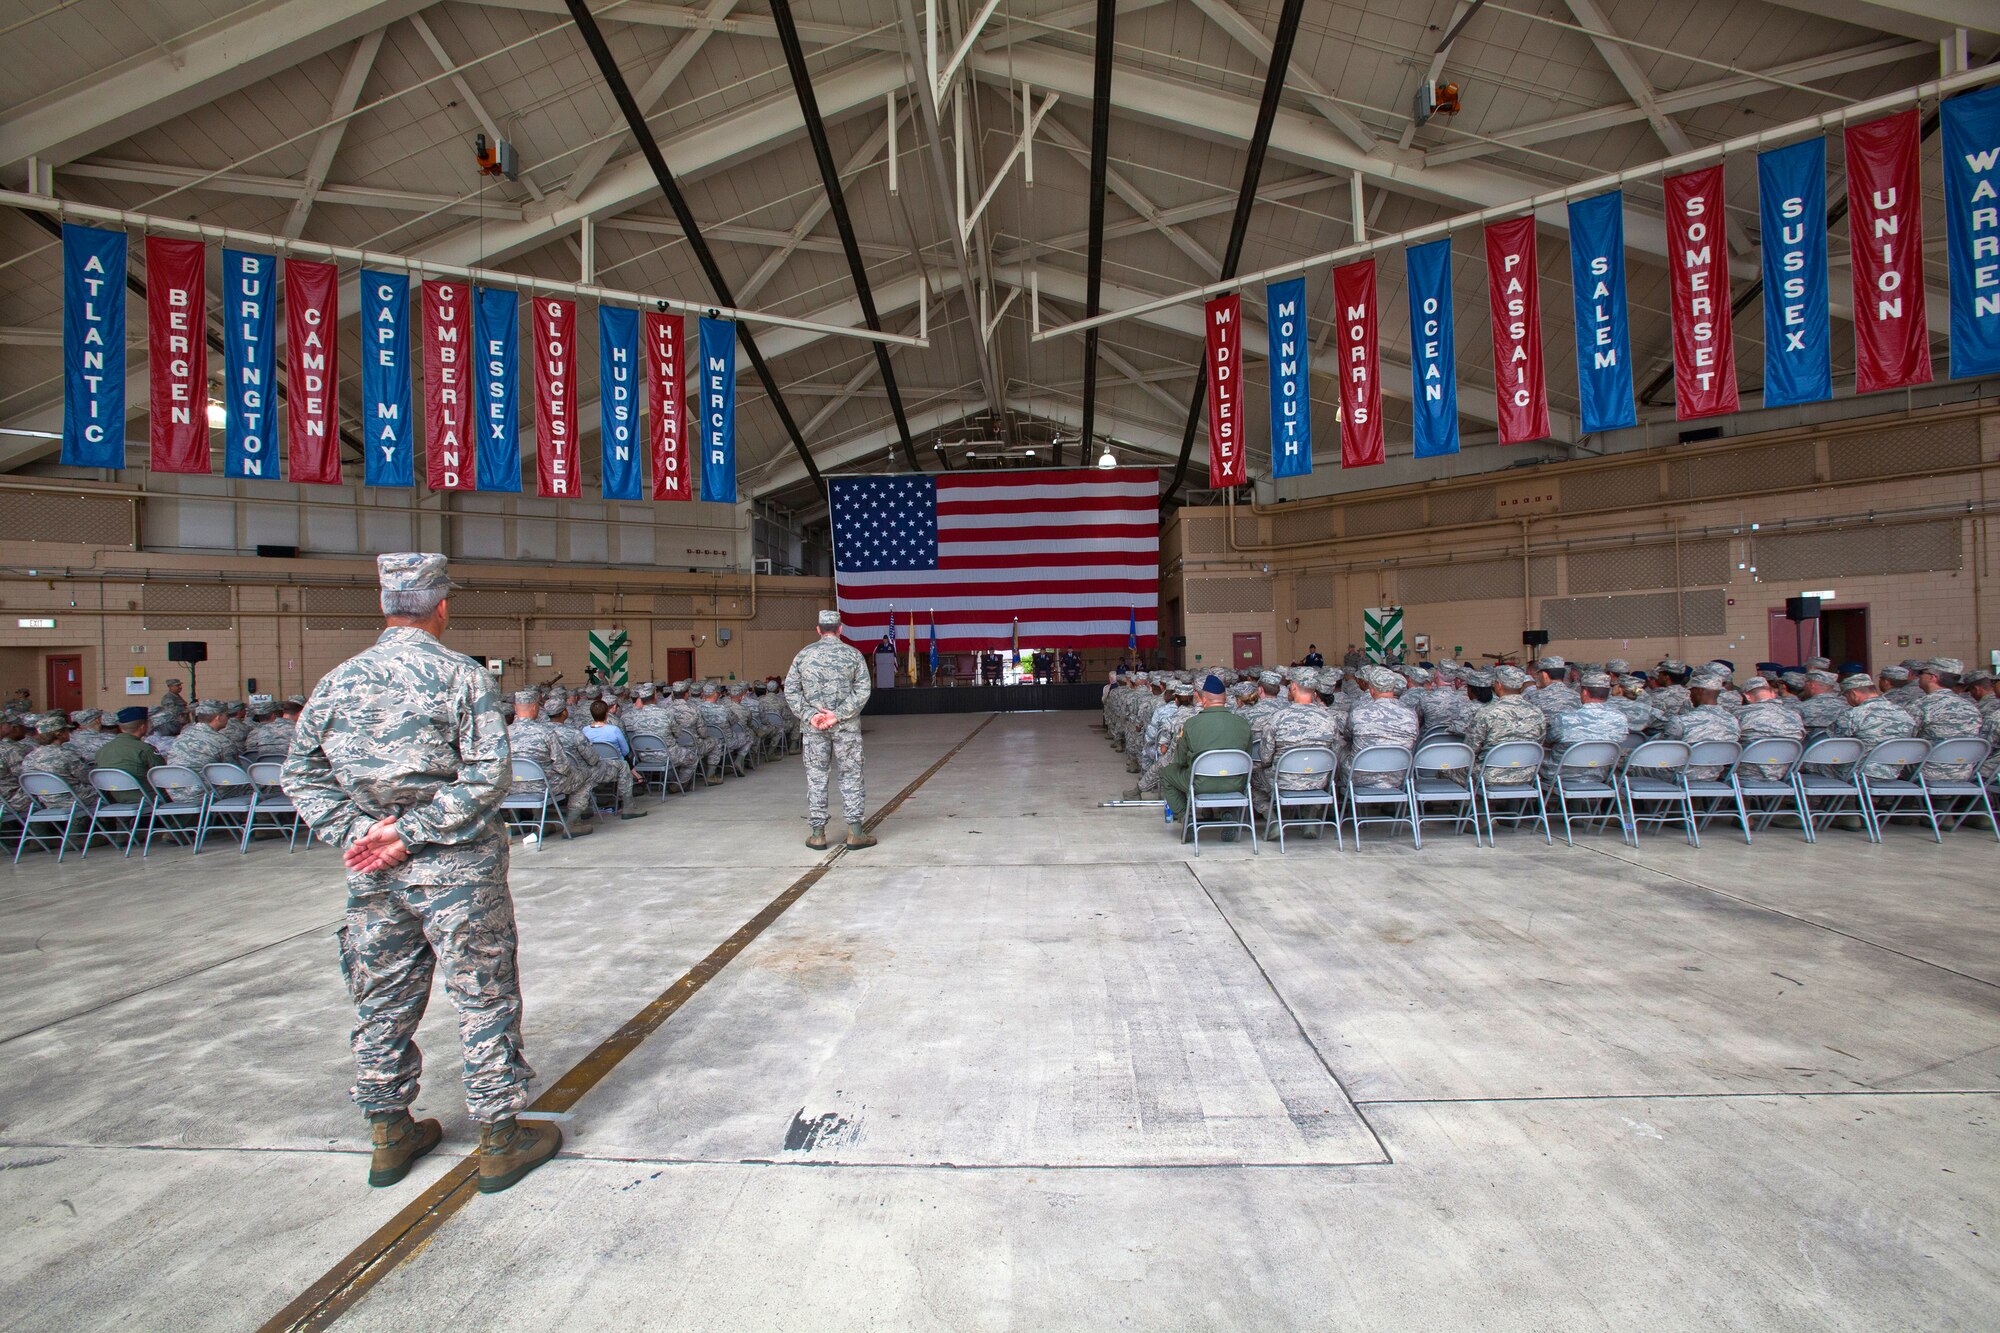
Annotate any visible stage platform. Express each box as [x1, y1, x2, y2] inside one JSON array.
[[862, 682, 1101, 715]]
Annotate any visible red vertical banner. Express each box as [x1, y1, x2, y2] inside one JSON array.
[[1663, 165, 1740, 419], [146, 236, 209, 474], [645, 310, 689, 500], [1332, 259, 1383, 467], [1484, 217, 1550, 443], [1845, 109, 1933, 394], [533, 296, 577, 498], [422, 280, 473, 491], [284, 258, 341, 485], [1205, 294, 1245, 487]]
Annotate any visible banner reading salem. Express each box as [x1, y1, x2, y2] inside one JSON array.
[[1845, 109, 1932, 393], [222, 251, 276, 479], [1333, 260, 1383, 467], [1756, 138, 1831, 407], [1664, 165, 1738, 419], [1265, 277, 1311, 478], [1404, 238, 1458, 458], [1566, 191, 1636, 433], [1204, 294, 1245, 487], [360, 270, 413, 487], [1942, 86, 2000, 380], [1484, 217, 1548, 443], [697, 315, 736, 503], [599, 305, 642, 500], [284, 258, 341, 485], [646, 311, 689, 500], [422, 280, 473, 491], [146, 237, 208, 474], [533, 297, 578, 498], [62, 223, 126, 469]]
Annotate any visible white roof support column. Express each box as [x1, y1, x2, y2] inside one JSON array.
[[283, 27, 386, 239]]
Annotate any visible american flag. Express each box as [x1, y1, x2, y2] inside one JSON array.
[[831, 467, 1159, 652]]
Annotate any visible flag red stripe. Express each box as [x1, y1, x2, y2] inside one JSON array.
[[941, 523, 1157, 543], [835, 579, 1159, 603], [936, 494, 1153, 516]]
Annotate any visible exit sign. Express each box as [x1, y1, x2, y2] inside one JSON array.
[[17, 618, 54, 629]]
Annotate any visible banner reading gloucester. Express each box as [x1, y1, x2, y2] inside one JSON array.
[[533, 297, 578, 498], [1204, 294, 1245, 486], [1845, 109, 1932, 394], [1332, 260, 1383, 467], [284, 258, 341, 485], [645, 310, 688, 500], [146, 236, 209, 474], [1484, 217, 1548, 444], [1663, 165, 1738, 420]]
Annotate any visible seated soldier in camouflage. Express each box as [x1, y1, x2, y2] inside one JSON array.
[[1127, 680, 1194, 799], [1731, 675, 1806, 780], [1663, 669, 1740, 779], [0, 713, 31, 817], [506, 690, 596, 836], [1465, 665, 1547, 786], [1832, 673, 1917, 780], [20, 714, 93, 809], [1911, 657, 1984, 783], [1252, 669, 1342, 820], [1545, 672, 1629, 779], [548, 699, 644, 820], [1347, 666, 1420, 786]]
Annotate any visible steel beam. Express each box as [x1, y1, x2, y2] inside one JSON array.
[[1187, 0, 1377, 152], [284, 28, 385, 238], [561, 0, 742, 202], [1078, 0, 1119, 469]]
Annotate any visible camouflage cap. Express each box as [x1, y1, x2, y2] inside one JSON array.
[[700, 680, 721, 695], [1493, 664, 1533, 689], [513, 688, 539, 708], [1619, 673, 1650, 690], [1779, 671, 1806, 690], [69, 709, 101, 725], [1404, 665, 1434, 685], [1231, 681, 1256, 698], [1900, 658, 1925, 671], [1879, 665, 1910, 682], [1657, 658, 1687, 673], [165, 678, 183, 687], [1359, 665, 1403, 692], [1579, 671, 1612, 689], [285, 695, 307, 708], [1804, 669, 1839, 686], [817, 609, 841, 630], [193, 699, 226, 718], [1290, 667, 1319, 692], [1740, 675, 1772, 693], [581, 685, 601, 700], [1463, 668, 1494, 687], [634, 682, 656, 698], [1604, 659, 1631, 674], [1534, 655, 1567, 671], [35, 714, 68, 736], [1689, 668, 1728, 689], [1319, 666, 1345, 685], [1838, 672, 1875, 692], [1924, 657, 1965, 676], [671, 680, 690, 694], [1257, 669, 1282, 689], [1804, 656, 1831, 671], [226, 700, 245, 712], [376, 551, 456, 594], [249, 694, 276, 715], [1965, 668, 1995, 686], [1172, 680, 1195, 698]]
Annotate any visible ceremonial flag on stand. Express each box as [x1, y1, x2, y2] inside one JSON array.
[[1941, 87, 2000, 379], [1265, 277, 1312, 477], [697, 316, 736, 502], [474, 287, 520, 492], [598, 305, 642, 499], [1128, 608, 1139, 651], [422, 279, 473, 491], [1404, 238, 1458, 458], [1484, 217, 1549, 443], [1756, 138, 1832, 406], [829, 468, 1160, 651], [146, 236, 208, 474], [1664, 165, 1739, 419], [1565, 191, 1637, 433], [1845, 109, 1933, 393], [532, 296, 578, 497], [645, 310, 688, 500], [62, 223, 126, 469], [359, 269, 413, 487], [223, 250, 276, 479], [1204, 294, 1245, 486], [1332, 259, 1383, 467], [1012, 618, 1019, 665], [284, 258, 341, 484], [928, 611, 939, 676], [907, 608, 916, 682]]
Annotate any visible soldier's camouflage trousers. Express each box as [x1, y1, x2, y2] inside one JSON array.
[[337, 869, 533, 1123], [803, 725, 865, 824]]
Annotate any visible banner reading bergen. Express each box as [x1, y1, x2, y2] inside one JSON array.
[[1756, 138, 1832, 407], [1265, 277, 1311, 478], [422, 280, 473, 490], [62, 223, 126, 469], [222, 251, 276, 479], [1664, 165, 1739, 419], [1333, 260, 1383, 467], [646, 311, 689, 500], [598, 305, 642, 500], [359, 269, 413, 487], [146, 237, 208, 474], [474, 287, 520, 492], [1942, 86, 2000, 380], [1565, 191, 1636, 433], [284, 258, 341, 485], [1405, 238, 1458, 458], [1204, 293, 1245, 487], [1484, 217, 1549, 444], [533, 297, 578, 498], [1845, 109, 1933, 394], [697, 315, 736, 503]]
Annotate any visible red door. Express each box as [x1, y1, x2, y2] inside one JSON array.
[[667, 649, 694, 682], [46, 655, 82, 713], [1232, 632, 1262, 669]]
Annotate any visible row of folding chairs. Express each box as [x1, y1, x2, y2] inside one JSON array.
[[1175, 735, 1998, 854], [8, 761, 309, 862]]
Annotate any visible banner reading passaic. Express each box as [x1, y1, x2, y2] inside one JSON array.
[[1204, 294, 1244, 487], [1484, 217, 1548, 444]]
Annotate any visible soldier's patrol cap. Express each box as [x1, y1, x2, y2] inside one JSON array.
[[513, 688, 539, 708], [581, 686, 601, 700], [1924, 657, 1965, 676], [1320, 666, 1344, 685], [116, 706, 148, 724], [671, 680, 690, 694], [700, 680, 721, 695], [249, 694, 276, 714], [376, 551, 457, 594], [1880, 664, 1911, 682], [1779, 671, 1806, 690], [1689, 668, 1728, 689], [1404, 666, 1434, 685], [1805, 669, 1839, 686], [1964, 668, 1995, 686], [1493, 664, 1532, 689], [1579, 671, 1612, 689], [817, 609, 842, 629], [285, 695, 306, 708], [1359, 665, 1402, 692], [634, 682, 656, 699], [1604, 659, 1631, 674], [1534, 655, 1566, 671], [1839, 672, 1875, 692], [1290, 667, 1319, 691], [1257, 669, 1282, 689], [35, 714, 68, 736], [1657, 658, 1686, 672], [165, 678, 183, 687], [1172, 680, 1195, 698], [69, 709, 100, 725], [1231, 681, 1256, 699], [1708, 659, 1736, 674], [1463, 668, 1495, 688], [194, 699, 226, 718], [1900, 658, 1925, 671], [1804, 656, 1831, 671], [1740, 675, 1772, 693]]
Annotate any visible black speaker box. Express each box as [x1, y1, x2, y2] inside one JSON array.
[[1522, 629, 1550, 647], [1784, 595, 1821, 622], [166, 640, 209, 663], [256, 544, 299, 559]]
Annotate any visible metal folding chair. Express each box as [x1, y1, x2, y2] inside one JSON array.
[[1473, 741, 1550, 846], [197, 762, 256, 853], [1341, 745, 1418, 847], [630, 734, 675, 797], [1729, 738, 1808, 842], [1262, 745, 1339, 852], [1791, 737, 1868, 841], [1858, 738, 1938, 842], [82, 768, 151, 857], [1619, 739, 1697, 846], [1549, 740, 1624, 846], [1925, 738, 1998, 841], [142, 765, 208, 855], [1681, 740, 1749, 845], [1181, 747, 1256, 856], [13, 772, 85, 863], [590, 740, 624, 763], [499, 758, 573, 840], [1411, 739, 1479, 843], [244, 762, 309, 851]]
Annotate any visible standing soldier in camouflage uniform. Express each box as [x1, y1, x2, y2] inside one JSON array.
[[154, 678, 189, 732], [1664, 669, 1742, 779], [170, 699, 248, 794], [1465, 665, 1547, 786], [1734, 676, 1806, 780], [0, 713, 31, 817], [1911, 658, 1984, 782], [786, 610, 874, 849], [1527, 657, 1580, 724], [1833, 672, 1918, 780], [20, 715, 93, 809], [1348, 666, 1420, 785], [508, 692, 595, 834], [1253, 669, 1343, 819], [282, 553, 558, 1196]]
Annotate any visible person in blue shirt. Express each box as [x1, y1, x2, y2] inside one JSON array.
[[582, 700, 630, 759]]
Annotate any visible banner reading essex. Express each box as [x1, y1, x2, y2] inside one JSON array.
[[1405, 238, 1458, 458], [646, 310, 688, 500], [1845, 109, 1932, 394], [1484, 217, 1548, 444], [1664, 165, 1738, 420], [598, 305, 642, 500], [533, 297, 577, 498], [422, 280, 473, 491], [1204, 293, 1245, 486], [360, 269, 413, 487], [474, 287, 520, 492], [1333, 259, 1383, 467], [284, 258, 341, 485], [146, 236, 209, 475]]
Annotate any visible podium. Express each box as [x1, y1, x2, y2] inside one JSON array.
[[874, 648, 898, 689]]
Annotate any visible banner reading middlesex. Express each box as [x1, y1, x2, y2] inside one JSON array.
[[1664, 165, 1738, 419], [146, 236, 208, 474], [1845, 109, 1932, 393], [1566, 191, 1636, 433], [1756, 138, 1831, 407], [360, 269, 413, 487], [63, 224, 126, 470], [598, 305, 642, 500], [422, 280, 473, 490], [697, 315, 736, 504], [283, 258, 341, 485], [1264, 277, 1311, 478], [1941, 86, 2000, 380], [1333, 259, 1383, 467], [1204, 293, 1244, 487], [222, 250, 276, 479], [645, 310, 688, 500], [1405, 238, 1458, 458], [1484, 217, 1548, 444], [533, 297, 578, 498]]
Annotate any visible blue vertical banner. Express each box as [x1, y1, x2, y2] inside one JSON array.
[[928, 611, 938, 675], [474, 287, 520, 492], [1756, 137, 1832, 406], [1264, 276, 1312, 477], [598, 305, 642, 499], [1942, 86, 2000, 380], [359, 269, 412, 487], [1566, 191, 1636, 432], [221, 249, 275, 479], [697, 315, 736, 503], [62, 223, 127, 469], [1403, 239, 1458, 458]]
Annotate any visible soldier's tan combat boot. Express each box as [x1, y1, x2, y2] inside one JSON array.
[[805, 824, 828, 850], [476, 1117, 562, 1194], [844, 822, 877, 849], [366, 1110, 442, 1188]]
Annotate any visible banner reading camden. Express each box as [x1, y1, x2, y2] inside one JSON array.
[[1664, 165, 1738, 420], [1205, 293, 1245, 487], [1566, 191, 1636, 433], [474, 287, 520, 493], [1265, 277, 1311, 478], [360, 269, 413, 487], [1405, 238, 1458, 458], [1942, 86, 2000, 380], [697, 315, 736, 504], [284, 258, 341, 485], [1484, 217, 1548, 444], [599, 305, 642, 500], [1756, 138, 1831, 407], [646, 310, 689, 500], [145, 236, 209, 475], [533, 297, 578, 498], [62, 223, 126, 470], [1845, 109, 1932, 394], [1333, 260, 1383, 468], [423, 280, 473, 491], [222, 251, 276, 480]]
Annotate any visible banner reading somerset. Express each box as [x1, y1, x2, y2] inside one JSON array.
[[1204, 294, 1245, 487], [1846, 109, 1933, 394], [1664, 165, 1738, 420]]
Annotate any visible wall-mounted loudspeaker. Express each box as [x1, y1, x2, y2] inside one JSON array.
[[1784, 596, 1822, 623]]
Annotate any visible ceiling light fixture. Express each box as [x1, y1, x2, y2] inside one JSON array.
[[1096, 445, 1116, 470], [206, 400, 228, 429]]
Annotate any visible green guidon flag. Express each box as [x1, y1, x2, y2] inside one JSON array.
[[588, 628, 629, 685], [1362, 606, 1404, 662]]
